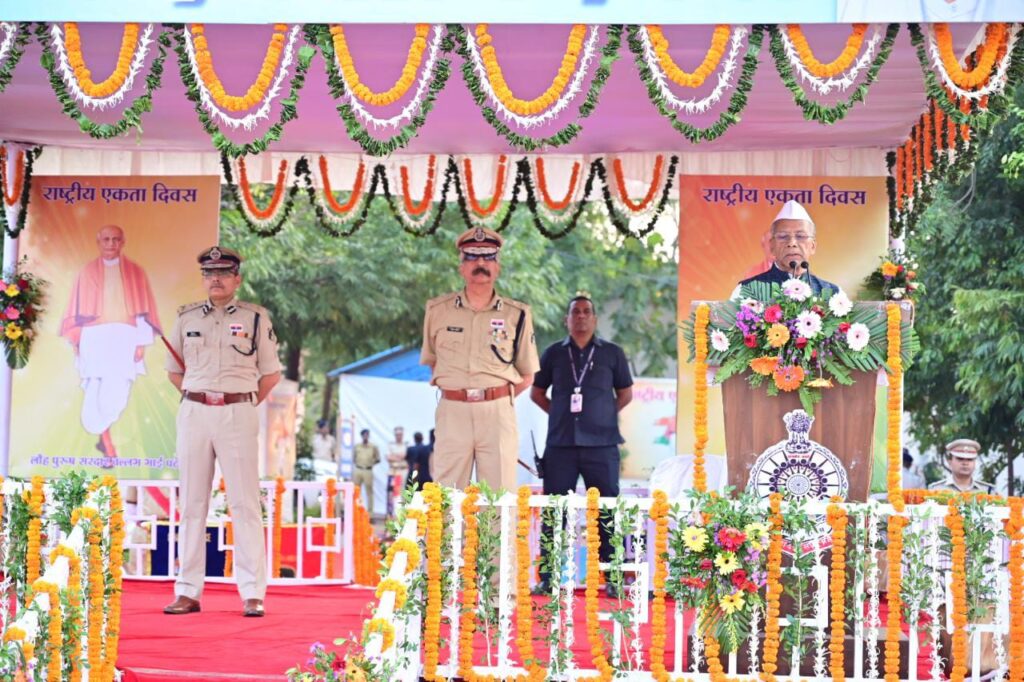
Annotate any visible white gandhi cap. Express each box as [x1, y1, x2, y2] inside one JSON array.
[[772, 200, 815, 228]]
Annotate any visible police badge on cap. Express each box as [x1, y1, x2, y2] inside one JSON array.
[[198, 245, 243, 271], [455, 226, 504, 256]]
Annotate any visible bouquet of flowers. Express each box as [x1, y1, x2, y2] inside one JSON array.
[[861, 238, 923, 302], [667, 491, 773, 653], [683, 279, 916, 414], [0, 259, 46, 369]]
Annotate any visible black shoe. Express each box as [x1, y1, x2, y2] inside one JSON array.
[[530, 581, 551, 596]]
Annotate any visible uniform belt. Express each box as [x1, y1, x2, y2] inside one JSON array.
[[441, 385, 512, 403], [355, 465, 374, 470], [184, 391, 253, 406]]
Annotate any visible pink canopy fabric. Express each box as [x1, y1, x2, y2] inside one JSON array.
[[0, 22, 985, 155]]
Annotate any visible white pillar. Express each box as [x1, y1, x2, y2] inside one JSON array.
[[0, 143, 23, 475]]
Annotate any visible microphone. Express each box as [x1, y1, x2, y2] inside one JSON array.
[[788, 260, 798, 278], [801, 260, 811, 285]]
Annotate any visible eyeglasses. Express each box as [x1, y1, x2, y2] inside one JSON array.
[[772, 232, 813, 243], [462, 253, 498, 262]]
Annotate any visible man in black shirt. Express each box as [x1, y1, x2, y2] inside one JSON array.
[[531, 295, 633, 595], [405, 431, 433, 490]]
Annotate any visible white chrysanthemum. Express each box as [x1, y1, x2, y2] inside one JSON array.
[[740, 297, 764, 314], [846, 322, 870, 351], [710, 329, 730, 352], [889, 287, 905, 300], [795, 311, 822, 339], [828, 291, 853, 317], [781, 279, 812, 302]]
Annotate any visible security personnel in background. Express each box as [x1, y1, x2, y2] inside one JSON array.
[[420, 227, 539, 491], [928, 438, 994, 494], [163, 246, 282, 618], [352, 428, 380, 512]]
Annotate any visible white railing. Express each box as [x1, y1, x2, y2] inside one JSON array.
[[117, 479, 356, 585], [365, 491, 1016, 682]]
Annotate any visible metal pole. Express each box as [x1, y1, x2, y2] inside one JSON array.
[[0, 151, 21, 475]]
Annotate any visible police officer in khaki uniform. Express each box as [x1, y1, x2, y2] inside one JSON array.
[[421, 227, 540, 491], [352, 428, 380, 512], [163, 246, 282, 617], [928, 438, 994, 493]]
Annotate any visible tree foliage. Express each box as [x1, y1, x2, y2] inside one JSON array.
[[905, 88, 1024, 490]]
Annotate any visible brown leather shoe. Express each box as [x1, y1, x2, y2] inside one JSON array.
[[243, 599, 265, 617], [163, 596, 200, 615]]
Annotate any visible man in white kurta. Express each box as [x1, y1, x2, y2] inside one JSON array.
[[60, 225, 162, 461]]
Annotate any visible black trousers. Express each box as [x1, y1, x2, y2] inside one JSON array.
[[539, 445, 620, 583]]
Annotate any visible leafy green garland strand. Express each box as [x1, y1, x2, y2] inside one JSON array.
[[451, 24, 623, 152], [35, 23, 171, 139], [174, 25, 315, 157], [907, 23, 1024, 128], [769, 24, 900, 125], [220, 153, 304, 237], [885, 150, 898, 239], [1, 146, 42, 239], [517, 157, 598, 239], [627, 24, 764, 143], [306, 24, 452, 158], [594, 154, 678, 239], [0, 23, 31, 94]]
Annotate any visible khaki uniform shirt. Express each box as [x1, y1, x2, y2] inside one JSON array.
[[165, 298, 282, 393], [353, 443, 380, 469], [420, 290, 540, 390], [928, 476, 994, 494]]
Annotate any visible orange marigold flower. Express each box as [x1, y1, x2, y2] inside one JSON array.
[[881, 261, 900, 277], [773, 364, 805, 391], [766, 323, 790, 348], [749, 355, 779, 376]]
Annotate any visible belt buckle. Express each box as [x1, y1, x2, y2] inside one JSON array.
[[465, 388, 485, 402], [206, 391, 226, 406]]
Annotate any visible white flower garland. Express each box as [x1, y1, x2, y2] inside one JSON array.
[[988, 516, 1008, 677], [338, 25, 445, 131], [0, 22, 18, 67], [49, 22, 154, 110], [925, 508, 945, 681], [748, 603, 761, 673], [813, 539, 828, 679], [637, 25, 747, 114], [925, 22, 1022, 101], [607, 154, 666, 220], [532, 158, 586, 225], [0, 493, 11, 632], [446, 494, 463, 675], [182, 24, 301, 131], [865, 504, 881, 679], [497, 502, 515, 677], [777, 24, 886, 96], [311, 162, 371, 228], [563, 492, 579, 676], [388, 159, 443, 231], [464, 25, 602, 130], [629, 505, 645, 670], [460, 156, 512, 228], [230, 157, 300, 229]]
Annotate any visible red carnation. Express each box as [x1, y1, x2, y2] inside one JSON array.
[[730, 569, 748, 588], [838, 322, 851, 333], [17, 279, 27, 289], [811, 305, 824, 317], [763, 304, 783, 323], [743, 580, 758, 593], [795, 337, 808, 349], [717, 527, 747, 551], [743, 334, 758, 348], [699, 559, 714, 571], [896, 265, 905, 274]]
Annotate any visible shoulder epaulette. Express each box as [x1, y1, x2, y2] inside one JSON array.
[[426, 292, 459, 309], [177, 301, 205, 315], [234, 300, 269, 315]]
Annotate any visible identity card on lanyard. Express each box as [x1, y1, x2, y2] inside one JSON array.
[[568, 345, 596, 413]]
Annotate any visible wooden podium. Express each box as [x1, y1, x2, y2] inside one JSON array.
[[695, 301, 911, 503]]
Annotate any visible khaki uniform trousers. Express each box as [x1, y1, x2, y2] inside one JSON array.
[[352, 467, 374, 512], [175, 400, 266, 601], [432, 394, 519, 491]]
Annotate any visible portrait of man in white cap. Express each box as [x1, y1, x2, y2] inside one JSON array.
[[733, 200, 841, 297], [928, 438, 994, 494]]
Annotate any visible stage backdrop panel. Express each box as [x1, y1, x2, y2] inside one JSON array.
[[674, 175, 890, 492], [11, 175, 219, 479]]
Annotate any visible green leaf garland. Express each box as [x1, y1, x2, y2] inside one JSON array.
[[1, 146, 42, 239], [451, 24, 623, 152], [174, 25, 314, 158], [768, 24, 900, 125], [34, 22, 171, 139], [627, 24, 763, 144], [0, 22, 31, 94], [221, 153, 304, 237], [306, 23, 453, 158], [594, 154, 678, 239]]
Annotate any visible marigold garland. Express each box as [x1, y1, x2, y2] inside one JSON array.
[[238, 157, 289, 220], [400, 155, 437, 217], [317, 155, 366, 215], [647, 25, 730, 88], [883, 514, 906, 682], [535, 158, 581, 211], [364, 618, 396, 652], [885, 303, 904, 510], [422, 483, 444, 680], [786, 24, 868, 78], [190, 23, 289, 111], [25, 475, 44, 606], [51, 543, 84, 682], [104, 476, 126, 678], [462, 155, 508, 217], [474, 24, 588, 116], [64, 23, 140, 98], [330, 24, 430, 106], [457, 486, 481, 680], [947, 501, 969, 682], [1007, 497, 1024, 682], [582, 487, 614, 681], [31, 579, 62, 682], [0, 146, 26, 207], [693, 303, 710, 493], [760, 493, 784, 682], [385, 536, 422, 574], [513, 486, 546, 681], [827, 503, 848, 682], [273, 476, 285, 578], [649, 490, 670, 682], [933, 22, 1007, 90], [325, 477, 337, 577], [612, 154, 663, 212], [374, 577, 408, 610], [85, 511, 105, 678]]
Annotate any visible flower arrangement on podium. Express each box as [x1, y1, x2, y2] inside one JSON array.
[[684, 279, 916, 414], [861, 238, 923, 303], [0, 259, 46, 369]]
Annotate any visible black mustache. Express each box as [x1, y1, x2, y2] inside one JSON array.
[[472, 267, 489, 275]]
